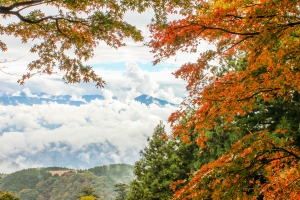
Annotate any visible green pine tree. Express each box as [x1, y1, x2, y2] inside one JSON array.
[[127, 121, 199, 200], [114, 183, 129, 200]]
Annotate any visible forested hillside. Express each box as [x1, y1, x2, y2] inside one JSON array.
[[0, 164, 133, 200]]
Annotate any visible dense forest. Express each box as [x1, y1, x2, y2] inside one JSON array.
[[0, 164, 133, 200]]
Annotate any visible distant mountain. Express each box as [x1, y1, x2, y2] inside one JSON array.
[[134, 94, 178, 106], [0, 142, 124, 172], [0, 92, 105, 106], [0, 92, 177, 107]]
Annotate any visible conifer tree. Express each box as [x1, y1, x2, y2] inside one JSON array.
[[76, 186, 100, 200], [114, 183, 129, 200], [127, 121, 199, 200]]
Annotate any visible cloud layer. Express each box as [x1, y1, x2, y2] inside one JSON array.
[[0, 99, 176, 173], [0, 62, 185, 173]]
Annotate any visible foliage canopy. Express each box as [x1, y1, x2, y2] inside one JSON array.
[[0, 190, 20, 200], [76, 186, 100, 200], [0, 0, 145, 86], [147, 0, 300, 198]]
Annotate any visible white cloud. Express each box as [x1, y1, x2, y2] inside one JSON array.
[[0, 96, 177, 173], [125, 61, 159, 95], [11, 91, 21, 96], [23, 87, 38, 98], [70, 95, 86, 102], [101, 89, 114, 101], [77, 152, 91, 164], [0, 155, 43, 174]]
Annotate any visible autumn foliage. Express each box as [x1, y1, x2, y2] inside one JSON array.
[[148, 0, 300, 199], [0, 0, 145, 87]]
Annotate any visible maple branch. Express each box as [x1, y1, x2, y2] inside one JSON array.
[[0, 0, 44, 11], [0, 58, 21, 64], [272, 175, 300, 199], [55, 19, 68, 38], [17, 1, 47, 12], [201, 25, 260, 36], [225, 14, 277, 20], [15, 12, 55, 24], [0, 67, 17, 75], [230, 148, 293, 188], [233, 149, 270, 173], [201, 87, 279, 102], [282, 21, 300, 27], [260, 139, 300, 162], [0, 1, 88, 25], [0, 67, 19, 76], [236, 88, 280, 101], [223, 36, 254, 53], [0, 1, 55, 24], [172, 23, 260, 40], [0, 58, 22, 76]]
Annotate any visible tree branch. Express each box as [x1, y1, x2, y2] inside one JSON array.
[[6, 0, 44, 10], [0, 0, 44, 14], [201, 25, 260, 36]]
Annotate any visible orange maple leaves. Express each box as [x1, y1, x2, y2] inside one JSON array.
[[150, 0, 300, 134], [171, 131, 300, 199], [149, 0, 300, 198]]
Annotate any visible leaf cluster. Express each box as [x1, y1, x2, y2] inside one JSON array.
[[0, 0, 146, 86]]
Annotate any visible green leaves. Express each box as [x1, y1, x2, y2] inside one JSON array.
[[76, 186, 100, 200], [0, 190, 20, 200], [0, 0, 145, 87]]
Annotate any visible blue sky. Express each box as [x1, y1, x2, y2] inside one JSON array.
[[0, 9, 213, 173]]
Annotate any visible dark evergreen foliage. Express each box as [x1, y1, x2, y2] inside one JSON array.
[[127, 121, 200, 200], [114, 183, 129, 200], [0, 168, 51, 193]]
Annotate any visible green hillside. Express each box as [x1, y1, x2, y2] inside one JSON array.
[[0, 164, 134, 200]]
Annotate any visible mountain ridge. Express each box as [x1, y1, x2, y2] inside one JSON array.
[[0, 92, 178, 107]]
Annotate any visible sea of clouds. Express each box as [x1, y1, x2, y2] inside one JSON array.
[[0, 62, 186, 173]]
